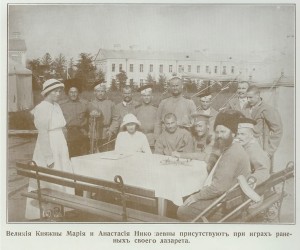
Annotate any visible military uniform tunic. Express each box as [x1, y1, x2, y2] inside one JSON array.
[[88, 98, 120, 140], [115, 100, 140, 121], [154, 127, 194, 156], [134, 104, 157, 146], [225, 96, 251, 117], [155, 95, 196, 137]]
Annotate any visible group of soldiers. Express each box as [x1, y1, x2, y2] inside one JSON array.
[[59, 76, 283, 221]]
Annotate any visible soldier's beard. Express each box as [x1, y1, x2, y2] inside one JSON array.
[[215, 135, 234, 151]]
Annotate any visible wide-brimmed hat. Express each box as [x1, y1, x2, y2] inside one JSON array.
[[120, 113, 141, 128], [41, 79, 64, 96]]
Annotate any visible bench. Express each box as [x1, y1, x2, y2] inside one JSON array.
[[16, 161, 179, 222], [192, 161, 294, 223]]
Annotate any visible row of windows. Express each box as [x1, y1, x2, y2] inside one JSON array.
[[111, 63, 235, 74]]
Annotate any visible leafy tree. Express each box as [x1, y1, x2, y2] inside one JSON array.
[[116, 70, 128, 90], [96, 68, 106, 83], [74, 53, 97, 88], [110, 79, 118, 92], [157, 74, 167, 92], [146, 73, 155, 84]]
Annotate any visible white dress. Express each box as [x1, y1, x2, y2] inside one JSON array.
[[115, 131, 152, 154], [25, 101, 73, 220]]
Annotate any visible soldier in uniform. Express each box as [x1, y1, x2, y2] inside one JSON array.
[[177, 110, 251, 222], [196, 90, 218, 133], [154, 77, 196, 137], [88, 83, 119, 152], [171, 112, 213, 162], [224, 81, 251, 116], [154, 113, 194, 156], [245, 85, 283, 160], [59, 79, 89, 157], [236, 117, 270, 185], [115, 86, 140, 120], [134, 84, 157, 150]]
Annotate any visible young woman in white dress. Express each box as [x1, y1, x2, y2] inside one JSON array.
[[25, 79, 73, 220]]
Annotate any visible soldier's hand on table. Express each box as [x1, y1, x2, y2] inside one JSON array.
[[171, 151, 181, 158], [183, 194, 198, 206]]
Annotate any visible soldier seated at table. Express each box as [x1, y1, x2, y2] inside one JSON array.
[[59, 79, 89, 157], [171, 111, 213, 162], [115, 113, 152, 154], [177, 110, 251, 222], [236, 117, 270, 185], [154, 113, 193, 156]]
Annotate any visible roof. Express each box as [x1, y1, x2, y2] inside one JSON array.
[[9, 59, 32, 75], [96, 49, 209, 62], [9, 39, 27, 52]]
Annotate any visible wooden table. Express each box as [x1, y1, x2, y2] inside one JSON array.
[[71, 151, 208, 216]]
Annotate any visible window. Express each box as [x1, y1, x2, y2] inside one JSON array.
[[178, 65, 184, 73], [140, 64, 144, 72], [231, 66, 235, 74], [130, 64, 133, 72], [214, 66, 218, 74], [119, 64, 122, 71], [159, 64, 163, 73], [222, 66, 227, 75], [150, 64, 153, 72], [205, 66, 210, 73], [197, 65, 200, 73], [188, 65, 191, 72], [112, 64, 115, 72], [169, 65, 173, 73]]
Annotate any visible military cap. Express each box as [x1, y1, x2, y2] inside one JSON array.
[[94, 82, 107, 91], [197, 89, 212, 100], [237, 117, 257, 129], [190, 111, 212, 125], [138, 84, 153, 95]]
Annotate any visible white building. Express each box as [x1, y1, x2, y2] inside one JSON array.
[[95, 49, 240, 87]]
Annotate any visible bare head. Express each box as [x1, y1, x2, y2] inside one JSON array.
[[164, 113, 178, 133], [246, 85, 261, 107]]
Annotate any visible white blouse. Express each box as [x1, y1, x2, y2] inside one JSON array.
[[115, 131, 152, 154]]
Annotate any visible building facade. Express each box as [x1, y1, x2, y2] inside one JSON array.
[[95, 49, 239, 88]]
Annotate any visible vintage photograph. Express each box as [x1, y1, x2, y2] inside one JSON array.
[[6, 3, 295, 224]]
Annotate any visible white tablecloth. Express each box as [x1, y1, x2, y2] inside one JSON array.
[[71, 152, 208, 206]]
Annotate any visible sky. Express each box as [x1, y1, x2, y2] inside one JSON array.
[[8, 4, 295, 62]]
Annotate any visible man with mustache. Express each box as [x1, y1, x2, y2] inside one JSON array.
[[177, 110, 251, 222]]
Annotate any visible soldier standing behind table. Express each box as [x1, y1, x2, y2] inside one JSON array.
[[224, 81, 251, 117], [244, 85, 283, 160], [59, 79, 89, 157], [88, 83, 119, 152], [115, 86, 140, 120], [154, 77, 196, 138], [196, 90, 218, 134], [134, 84, 157, 150]]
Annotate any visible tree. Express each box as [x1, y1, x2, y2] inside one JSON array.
[[157, 74, 167, 92], [96, 68, 105, 83], [53, 53, 66, 80], [110, 79, 118, 92], [146, 73, 155, 84], [41, 52, 53, 74], [74, 53, 97, 88], [116, 70, 128, 90]]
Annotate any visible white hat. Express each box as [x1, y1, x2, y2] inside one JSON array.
[[41, 79, 64, 96], [94, 82, 106, 91], [120, 113, 141, 128]]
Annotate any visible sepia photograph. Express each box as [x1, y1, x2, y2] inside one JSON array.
[[4, 2, 295, 227], [3, 1, 299, 249]]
